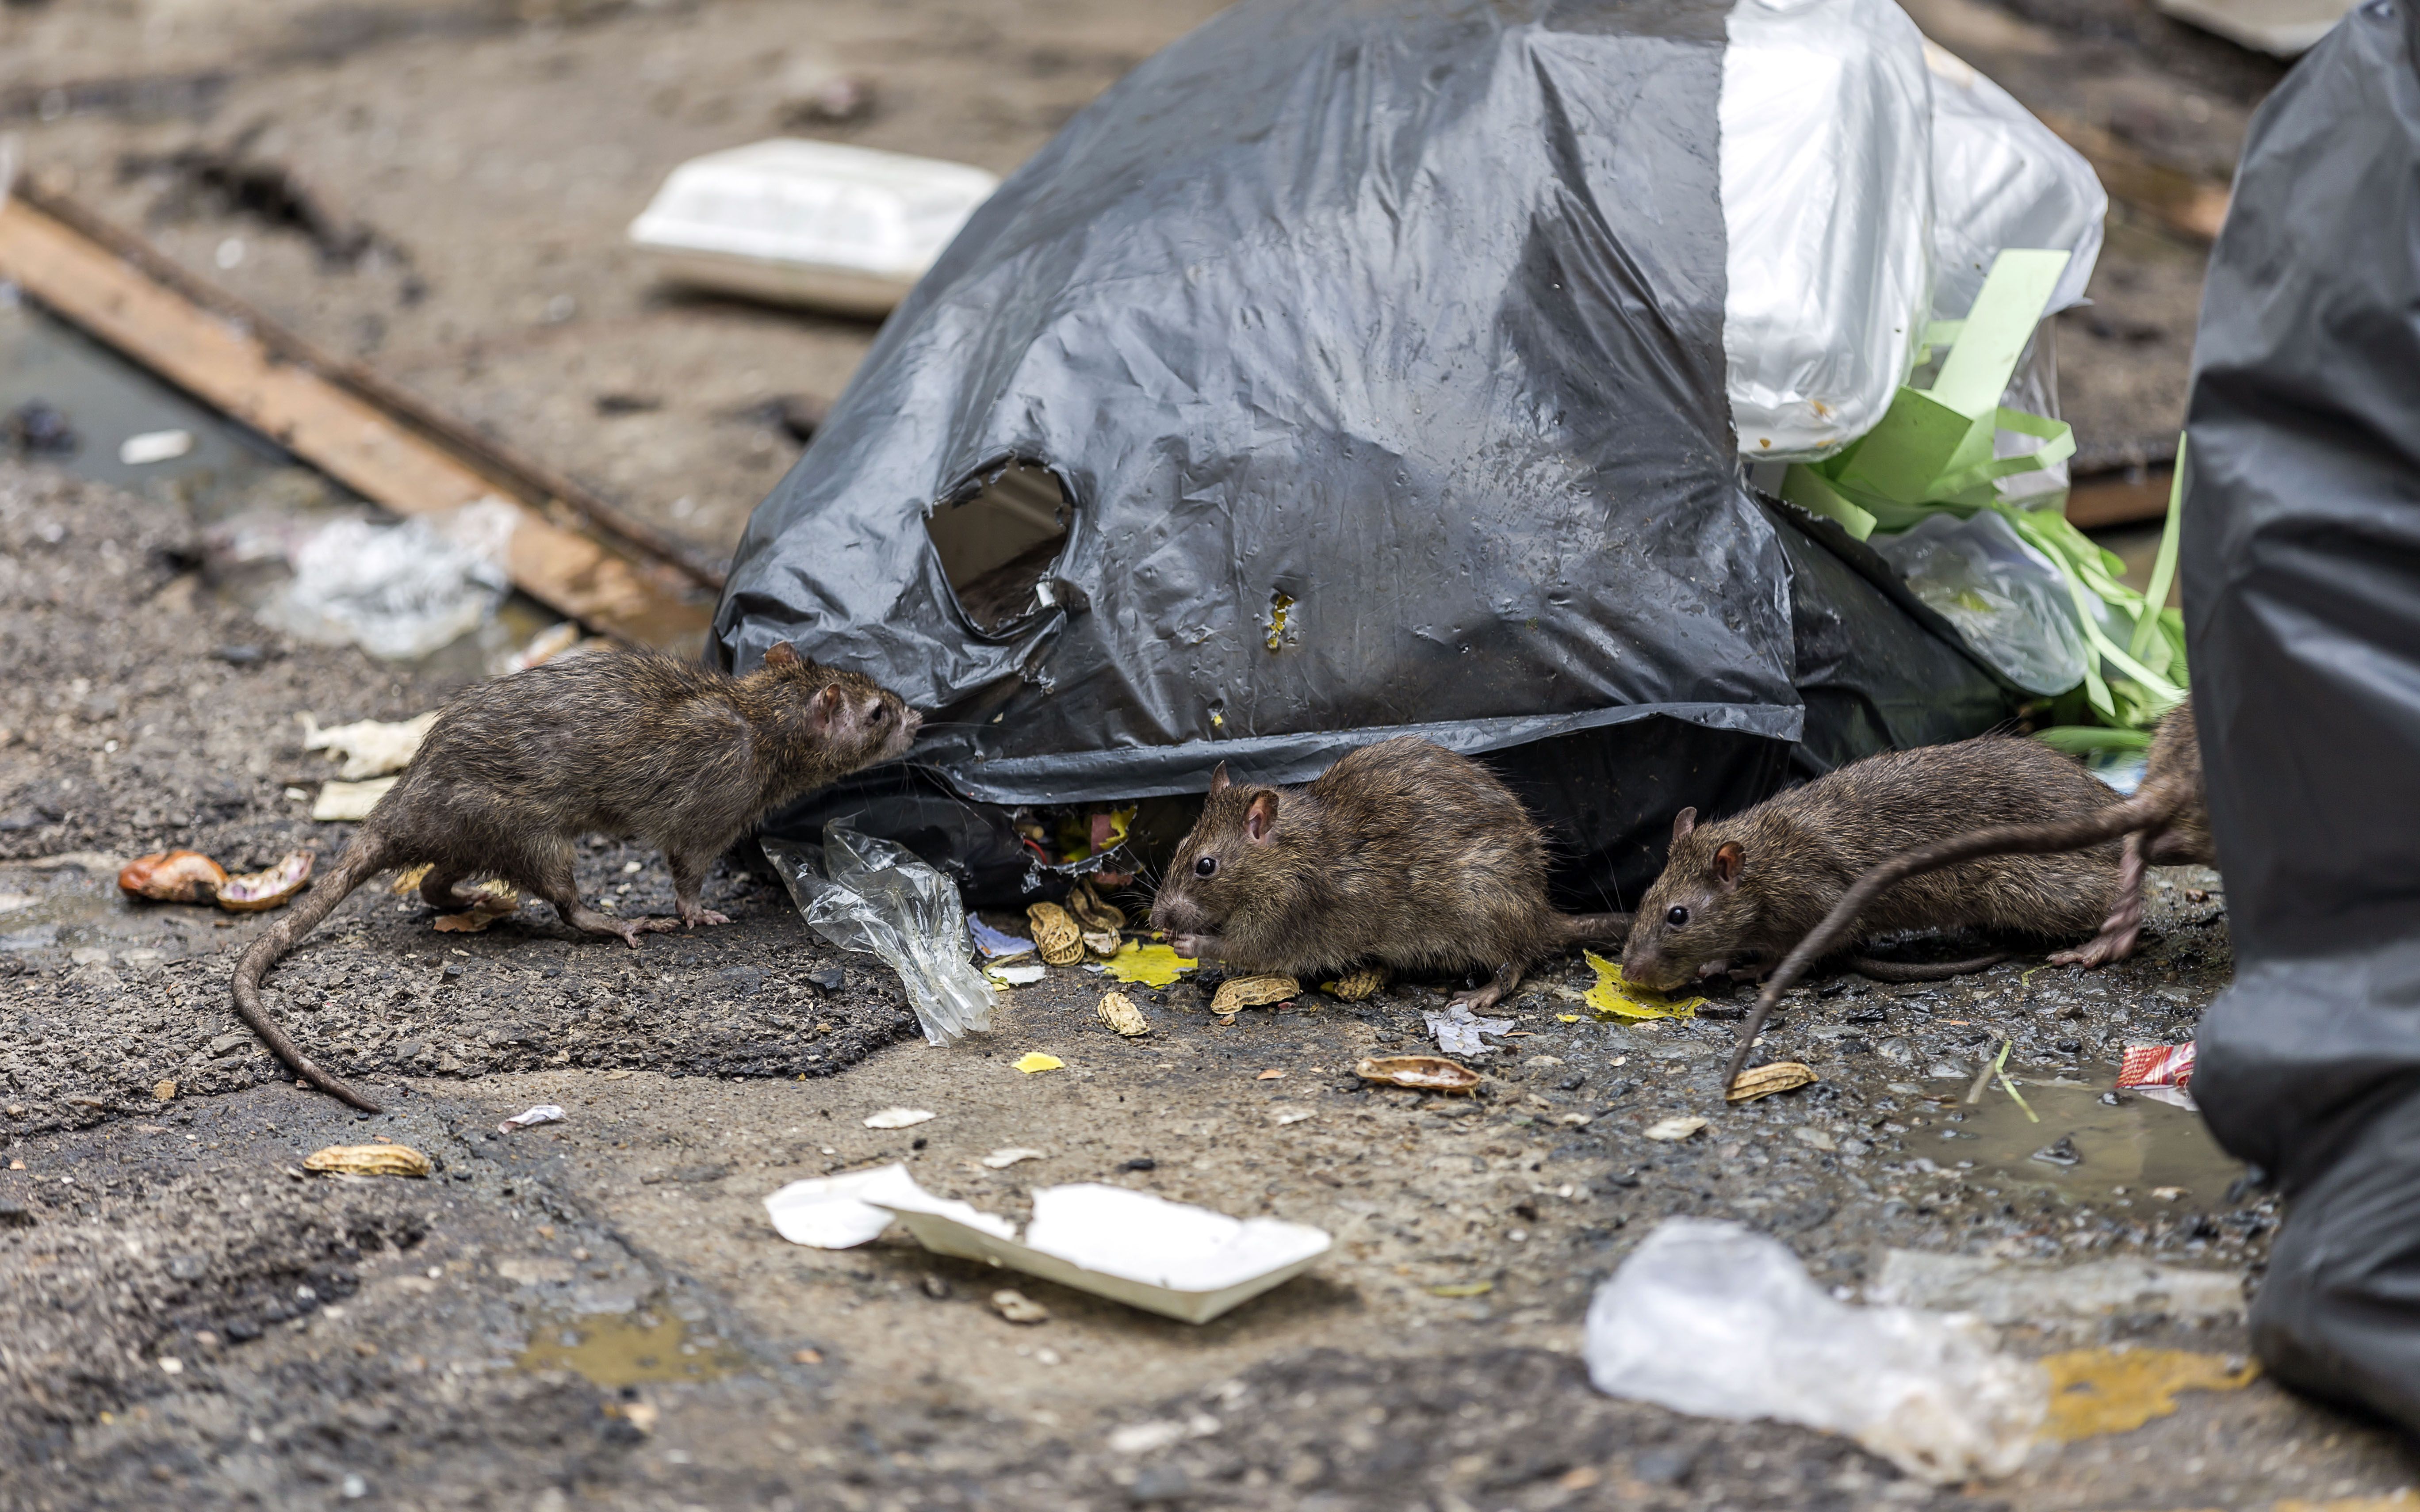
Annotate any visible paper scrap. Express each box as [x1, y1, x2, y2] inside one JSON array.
[[763, 1165, 911, 1249], [1424, 1002, 1513, 1056], [300, 710, 437, 779], [863, 1107, 936, 1129], [1642, 1115, 1708, 1142], [498, 1104, 564, 1134], [311, 777, 397, 822], [970, 917, 1037, 960], [981, 1147, 1046, 1169], [985, 963, 1046, 987]]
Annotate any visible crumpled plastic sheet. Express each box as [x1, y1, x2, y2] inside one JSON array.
[[763, 823, 992, 1045], [1870, 508, 2088, 695], [257, 499, 518, 661], [1585, 1218, 2046, 1483]]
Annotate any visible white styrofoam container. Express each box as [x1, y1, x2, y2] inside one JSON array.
[[628, 139, 1000, 317]]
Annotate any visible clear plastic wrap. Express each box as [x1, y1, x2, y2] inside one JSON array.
[[1584, 1218, 2047, 1483], [763, 823, 993, 1045]]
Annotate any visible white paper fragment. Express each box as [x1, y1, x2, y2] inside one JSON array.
[[985, 964, 1046, 987], [1643, 1116, 1709, 1142], [981, 1147, 1046, 1169], [300, 711, 438, 780], [863, 1107, 936, 1130], [498, 1104, 565, 1134], [762, 1163, 909, 1249], [1424, 1003, 1513, 1056], [312, 777, 397, 822], [119, 429, 195, 466]]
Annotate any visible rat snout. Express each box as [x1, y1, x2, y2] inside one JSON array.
[[1621, 947, 1686, 996], [1149, 889, 1202, 937], [903, 708, 925, 738]]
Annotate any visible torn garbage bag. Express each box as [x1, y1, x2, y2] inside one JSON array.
[[763, 823, 993, 1044], [714, 0, 2102, 902], [2183, 0, 2420, 1438]]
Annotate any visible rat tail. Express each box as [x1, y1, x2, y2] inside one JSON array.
[[1722, 784, 2176, 1096], [230, 829, 396, 1112], [1554, 912, 1634, 953], [1841, 951, 2010, 982]]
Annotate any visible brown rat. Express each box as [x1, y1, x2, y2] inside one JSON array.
[[1727, 705, 2207, 1090], [233, 642, 919, 1111], [1147, 736, 1629, 1011], [1622, 733, 2124, 1009]]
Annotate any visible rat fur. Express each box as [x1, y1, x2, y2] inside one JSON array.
[[1147, 736, 1629, 1011], [1723, 705, 2206, 1091], [1621, 734, 2124, 1006], [233, 643, 919, 1111]]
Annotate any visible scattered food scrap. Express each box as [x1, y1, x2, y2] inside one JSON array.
[[985, 962, 1047, 987], [117, 428, 193, 466], [1726, 1061, 1816, 1103], [1095, 992, 1150, 1037], [991, 1288, 1051, 1324], [216, 851, 313, 912], [1352, 1055, 1482, 1094], [1212, 975, 1299, 1015], [1026, 902, 1084, 965], [432, 879, 521, 932], [1642, 1116, 1709, 1142], [1323, 966, 1387, 1001], [2040, 1348, 2258, 1440], [118, 851, 226, 904], [302, 1145, 431, 1178], [1015, 1053, 1065, 1074], [1254, 1069, 1285, 1081]]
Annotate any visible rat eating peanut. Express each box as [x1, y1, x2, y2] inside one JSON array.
[[1148, 736, 1629, 1011], [232, 643, 919, 1111]]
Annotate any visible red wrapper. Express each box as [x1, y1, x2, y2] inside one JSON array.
[[2117, 1042, 2197, 1089]]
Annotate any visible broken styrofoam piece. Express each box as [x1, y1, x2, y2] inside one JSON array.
[[1584, 1218, 2046, 1484], [763, 1164, 920, 1250], [1871, 1252, 2244, 1327], [761, 1164, 1331, 1325], [2152, 0, 2356, 55], [119, 428, 195, 466], [300, 710, 437, 780], [628, 139, 999, 317]]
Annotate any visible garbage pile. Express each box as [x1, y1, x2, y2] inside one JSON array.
[[712, 0, 2151, 905]]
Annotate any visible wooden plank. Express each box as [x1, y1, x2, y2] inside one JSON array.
[[2068, 466, 2177, 531], [0, 195, 712, 649], [2040, 115, 2231, 244]]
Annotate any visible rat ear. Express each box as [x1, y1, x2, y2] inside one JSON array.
[[803, 682, 842, 731], [1712, 841, 1745, 887], [764, 641, 802, 669], [1208, 761, 1231, 796], [1244, 790, 1279, 844], [1671, 806, 1697, 845]]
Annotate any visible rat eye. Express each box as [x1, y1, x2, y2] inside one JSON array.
[[1665, 905, 1689, 928], [1194, 855, 1217, 878], [870, 705, 887, 722]]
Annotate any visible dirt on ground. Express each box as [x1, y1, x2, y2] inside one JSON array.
[[4, 462, 2415, 1511]]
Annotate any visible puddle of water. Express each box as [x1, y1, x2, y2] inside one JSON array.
[[2041, 1346, 2258, 1440], [516, 1310, 751, 1387], [1922, 1075, 2244, 1208]]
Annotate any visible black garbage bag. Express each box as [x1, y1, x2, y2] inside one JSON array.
[[2183, 0, 2420, 1432], [713, 0, 2011, 905]]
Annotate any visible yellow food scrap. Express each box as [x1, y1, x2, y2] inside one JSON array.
[[1103, 941, 1197, 987], [2041, 1348, 2259, 1441], [1582, 951, 1704, 1020], [1265, 591, 1295, 652], [1013, 1053, 1065, 1074]]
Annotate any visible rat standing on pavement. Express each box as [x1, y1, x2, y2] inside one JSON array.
[[1620, 733, 2124, 1007], [1724, 705, 2208, 1090], [1147, 736, 1630, 1011], [233, 643, 920, 1112]]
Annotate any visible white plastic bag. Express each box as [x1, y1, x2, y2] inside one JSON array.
[[1583, 1219, 2046, 1483], [257, 499, 517, 661], [762, 823, 993, 1045], [1719, 2, 2104, 461]]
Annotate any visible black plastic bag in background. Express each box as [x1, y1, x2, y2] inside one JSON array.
[[718, 0, 2015, 905], [2183, 0, 2420, 1431]]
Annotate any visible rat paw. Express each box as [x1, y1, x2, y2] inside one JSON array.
[[681, 907, 732, 929]]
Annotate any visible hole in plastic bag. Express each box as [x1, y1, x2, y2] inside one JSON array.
[[928, 459, 1069, 632]]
